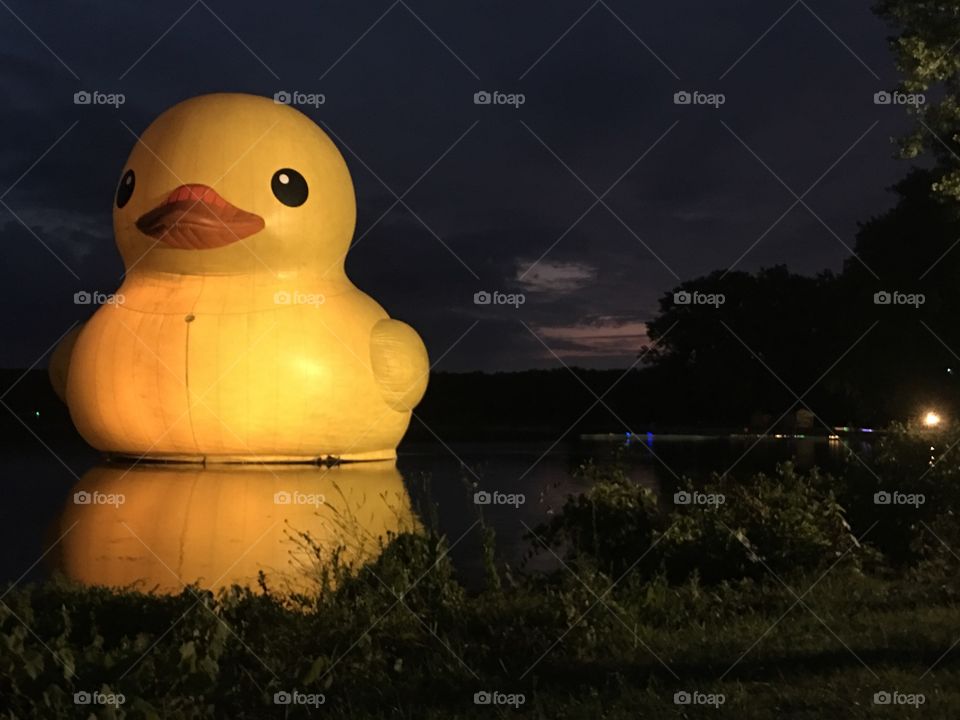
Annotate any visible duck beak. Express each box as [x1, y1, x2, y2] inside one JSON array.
[[135, 184, 264, 249]]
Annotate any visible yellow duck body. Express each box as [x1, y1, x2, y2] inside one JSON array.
[[58, 93, 428, 462]]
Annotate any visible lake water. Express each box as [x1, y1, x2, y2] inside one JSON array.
[[0, 435, 859, 593]]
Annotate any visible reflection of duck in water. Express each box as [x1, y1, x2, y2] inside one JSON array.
[[49, 461, 418, 595]]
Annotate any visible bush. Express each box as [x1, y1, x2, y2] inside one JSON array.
[[658, 463, 864, 583], [534, 461, 865, 585], [834, 422, 960, 565], [531, 460, 657, 578]]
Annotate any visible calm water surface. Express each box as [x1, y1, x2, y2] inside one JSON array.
[[0, 436, 860, 592]]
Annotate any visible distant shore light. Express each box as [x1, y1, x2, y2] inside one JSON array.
[[923, 411, 942, 428]]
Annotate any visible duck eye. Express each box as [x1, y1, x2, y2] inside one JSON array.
[[116, 169, 135, 208], [271, 168, 308, 207]]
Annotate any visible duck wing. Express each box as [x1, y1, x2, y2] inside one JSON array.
[[369, 319, 429, 411]]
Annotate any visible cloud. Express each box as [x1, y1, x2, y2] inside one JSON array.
[[532, 316, 649, 360], [515, 260, 596, 293]]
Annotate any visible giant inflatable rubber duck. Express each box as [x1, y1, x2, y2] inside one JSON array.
[[52, 93, 429, 462]]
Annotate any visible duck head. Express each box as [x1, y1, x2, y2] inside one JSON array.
[[113, 93, 356, 277]]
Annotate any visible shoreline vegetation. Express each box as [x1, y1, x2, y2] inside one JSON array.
[[4, 425, 960, 718]]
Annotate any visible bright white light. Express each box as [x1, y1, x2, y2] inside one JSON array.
[[923, 411, 942, 428]]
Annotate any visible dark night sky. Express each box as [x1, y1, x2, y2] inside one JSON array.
[[0, 0, 917, 370]]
